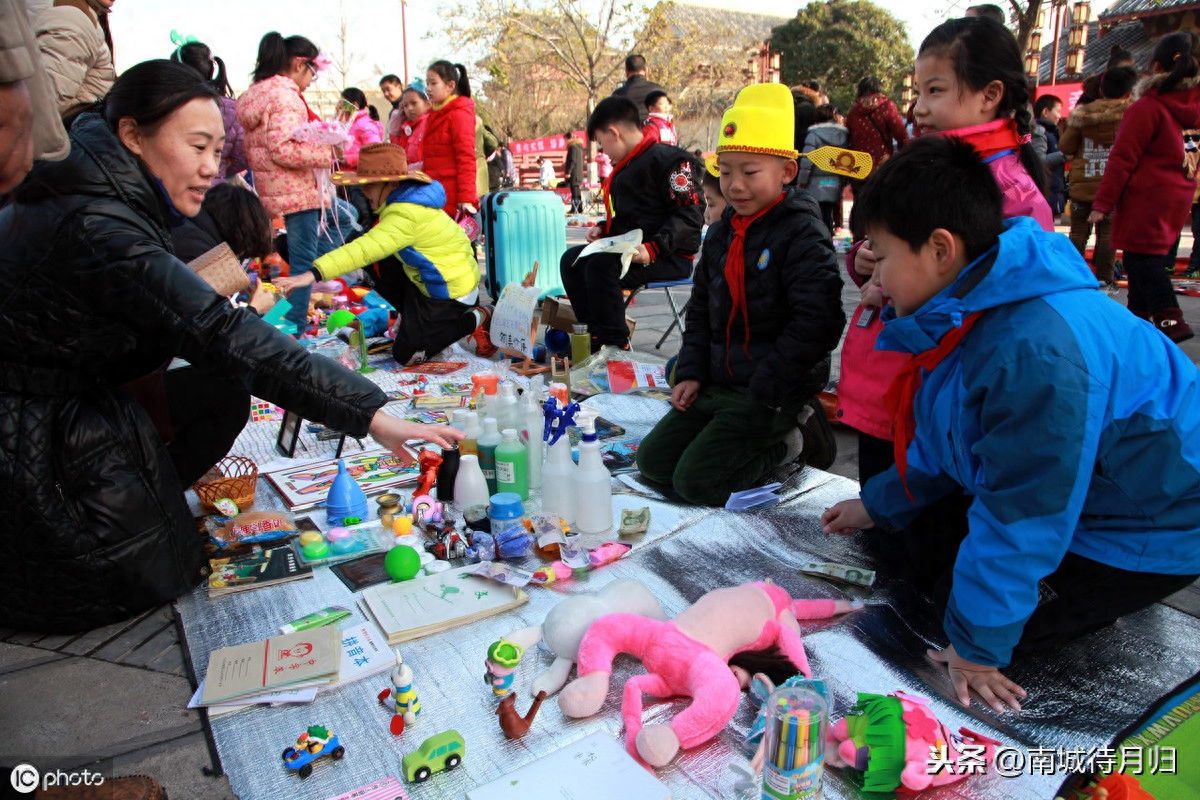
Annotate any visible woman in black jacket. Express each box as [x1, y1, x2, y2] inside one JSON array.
[[0, 60, 459, 633]]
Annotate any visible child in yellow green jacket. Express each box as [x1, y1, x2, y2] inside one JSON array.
[[275, 142, 496, 363]]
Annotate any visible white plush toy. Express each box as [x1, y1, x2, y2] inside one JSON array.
[[502, 578, 668, 697]]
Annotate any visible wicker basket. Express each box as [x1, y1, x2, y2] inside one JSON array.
[[193, 455, 258, 514], [186, 242, 251, 296]]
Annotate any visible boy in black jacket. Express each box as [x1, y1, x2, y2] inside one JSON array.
[[558, 96, 703, 349], [636, 83, 845, 505]]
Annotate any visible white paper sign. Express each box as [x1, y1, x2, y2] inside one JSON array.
[[573, 230, 644, 278], [490, 281, 541, 357]]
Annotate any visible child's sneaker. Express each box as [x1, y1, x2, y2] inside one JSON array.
[[1102, 281, 1121, 297], [471, 305, 498, 357], [797, 396, 837, 470], [777, 427, 804, 466], [1151, 308, 1195, 344]]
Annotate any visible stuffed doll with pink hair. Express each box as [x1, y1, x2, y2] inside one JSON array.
[[825, 691, 1002, 792], [557, 581, 858, 768]]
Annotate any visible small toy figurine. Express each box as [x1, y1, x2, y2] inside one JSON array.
[[282, 725, 345, 779], [377, 650, 421, 735], [484, 639, 524, 697], [402, 730, 465, 783], [411, 494, 443, 524], [414, 450, 442, 498], [497, 690, 548, 739]]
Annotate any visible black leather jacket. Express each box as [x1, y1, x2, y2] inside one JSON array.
[[0, 114, 387, 632]]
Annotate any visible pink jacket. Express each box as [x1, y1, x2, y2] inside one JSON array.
[[343, 108, 384, 169], [835, 242, 910, 441], [394, 112, 429, 168], [236, 75, 333, 218]]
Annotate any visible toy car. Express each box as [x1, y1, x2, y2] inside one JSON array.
[[283, 725, 345, 779], [402, 730, 465, 783]]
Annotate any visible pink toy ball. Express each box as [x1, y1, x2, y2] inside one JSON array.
[[326, 527, 352, 541]]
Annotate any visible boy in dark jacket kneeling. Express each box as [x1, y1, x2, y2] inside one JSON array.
[[636, 83, 846, 506]]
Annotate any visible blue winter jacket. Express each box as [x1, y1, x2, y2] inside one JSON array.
[[861, 217, 1200, 667]]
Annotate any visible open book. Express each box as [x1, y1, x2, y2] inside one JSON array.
[[360, 571, 528, 646]]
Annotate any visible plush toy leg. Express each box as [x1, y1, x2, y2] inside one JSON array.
[[503, 623, 544, 651], [531, 655, 574, 698], [636, 724, 681, 768], [559, 671, 611, 718], [619, 672, 673, 765]]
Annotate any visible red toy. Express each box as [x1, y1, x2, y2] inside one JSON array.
[[414, 450, 442, 497]]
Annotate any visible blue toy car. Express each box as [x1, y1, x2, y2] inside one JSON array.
[[283, 725, 345, 779]]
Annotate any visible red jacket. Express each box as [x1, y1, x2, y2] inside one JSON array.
[[846, 93, 908, 167], [422, 95, 478, 215], [1093, 74, 1200, 254], [835, 241, 909, 441]]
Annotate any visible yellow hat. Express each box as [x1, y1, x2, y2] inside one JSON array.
[[716, 83, 798, 159]]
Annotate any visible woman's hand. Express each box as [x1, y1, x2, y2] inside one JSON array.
[[273, 271, 316, 297], [1087, 210, 1106, 224], [458, 202, 478, 216], [820, 499, 875, 535], [369, 410, 464, 452], [927, 644, 1027, 713], [671, 379, 701, 412]]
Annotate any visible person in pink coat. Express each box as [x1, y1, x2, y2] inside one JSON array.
[[237, 31, 347, 333], [422, 60, 479, 217], [338, 87, 383, 169]]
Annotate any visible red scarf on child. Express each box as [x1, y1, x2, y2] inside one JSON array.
[[931, 118, 1027, 161], [883, 311, 985, 500], [723, 192, 785, 372]]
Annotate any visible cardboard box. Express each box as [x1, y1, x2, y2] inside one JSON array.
[[541, 296, 636, 339]]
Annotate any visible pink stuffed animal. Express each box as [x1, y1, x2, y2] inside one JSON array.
[[825, 691, 1001, 792], [558, 581, 857, 768]]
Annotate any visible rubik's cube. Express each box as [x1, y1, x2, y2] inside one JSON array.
[[251, 400, 281, 423]]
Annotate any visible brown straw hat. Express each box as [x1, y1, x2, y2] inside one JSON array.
[[331, 142, 432, 186]]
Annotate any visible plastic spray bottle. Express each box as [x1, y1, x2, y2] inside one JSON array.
[[521, 376, 545, 491], [572, 408, 613, 533], [477, 417, 503, 495], [495, 428, 528, 499], [461, 411, 482, 457], [540, 396, 579, 525]]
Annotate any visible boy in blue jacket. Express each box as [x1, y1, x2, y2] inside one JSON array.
[[822, 137, 1200, 714]]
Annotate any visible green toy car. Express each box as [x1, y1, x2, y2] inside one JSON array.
[[402, 730, 465, 783]]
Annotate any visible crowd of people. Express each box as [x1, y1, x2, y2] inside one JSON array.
[[1, 2, 1199, 753]]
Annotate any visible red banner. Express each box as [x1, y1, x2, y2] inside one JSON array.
[[509, 130, 587, 156], [1036, 83, 1085, 116]]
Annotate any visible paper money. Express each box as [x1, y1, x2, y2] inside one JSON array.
[[469, 560, 535, 587], [618, 507, 650, 537], [798, 561, 876, 588]]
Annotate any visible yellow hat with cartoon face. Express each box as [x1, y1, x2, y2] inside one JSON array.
[[716, 83, 798, 159]]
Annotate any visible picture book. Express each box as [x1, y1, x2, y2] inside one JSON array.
[[401, 361, 467, 375], [606, 361, 668, 394], [466, 731, 671, 800], [360, 570, 528, 645], [330, 553, 392, 593], [566, 416, 625, 445], [200, 626, 340, 705], [207, 546, 313, 597], [264, 447, 419, 510], [602, 437, 642, 474], [187, 679, 320, 715], [323, 777, 408, 800], [331, 621, 394, 688]]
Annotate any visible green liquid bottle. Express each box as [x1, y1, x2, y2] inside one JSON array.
[[477, 417, 503, 495], [495, 428, 528, 499]]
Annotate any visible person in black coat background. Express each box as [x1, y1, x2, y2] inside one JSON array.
[[563, 131, 585, 213], [611, 54, 666, 126], [0, 60, 460, 633]]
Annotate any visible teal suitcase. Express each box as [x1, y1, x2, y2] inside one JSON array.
[[482, 190, 566, 299]]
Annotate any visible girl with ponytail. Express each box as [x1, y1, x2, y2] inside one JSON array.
[[911, 16, 1053, 230], [237, 31, 348, 335], [171, 41, 246, 183], [422, 60, 480, 217], [1090, 31, 1200, 343]]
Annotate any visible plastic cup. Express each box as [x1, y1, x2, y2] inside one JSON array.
[[761, 684, 828, 799]]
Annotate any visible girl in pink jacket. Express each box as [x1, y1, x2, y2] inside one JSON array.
[[338, 87, 384, 169], [237, 32, 347, 334]]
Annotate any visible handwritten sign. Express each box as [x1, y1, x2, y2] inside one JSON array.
[[490, 281, 541, 358]]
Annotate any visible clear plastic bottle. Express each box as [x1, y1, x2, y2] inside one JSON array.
[[453, 454, 490, 510], [572, 409, 612, 533], [495, 428, 528, 499], [461, 411, 482, 457], [541, 404, 577, 525], [521, 380, 544, 491], [450, 408, 468, 433], [477, 417, 503, 495], [493, 381, 520, 432]]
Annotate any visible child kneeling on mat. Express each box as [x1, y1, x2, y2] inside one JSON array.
[[822, 136, 1200, 714], [635, 83, 845, 506], [275, 142, 496, 363]]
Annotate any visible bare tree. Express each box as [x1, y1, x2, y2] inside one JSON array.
[[328, 0, 364, 91]]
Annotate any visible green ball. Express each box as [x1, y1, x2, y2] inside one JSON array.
[[326, 309, 356, 334], [384, 545, 422, 582]]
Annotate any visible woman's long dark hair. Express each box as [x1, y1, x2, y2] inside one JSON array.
[[252, 32, 319, 84], [1150, 32, 1200, 95], [919, 16, 1047, 196], [429, 60, 472, 99], [171, 42, 233, 98], [103, 59, 219, 134]]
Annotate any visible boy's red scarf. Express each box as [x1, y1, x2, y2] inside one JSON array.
[[930, 118, 1026, 160], [883, 311, 984, 500], [723, 192, 785, 372]]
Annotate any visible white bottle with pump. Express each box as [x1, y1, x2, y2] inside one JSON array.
[[521, 377, 545, 491], [540, 400, 577, 525], [572, 407, 613, 533]]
